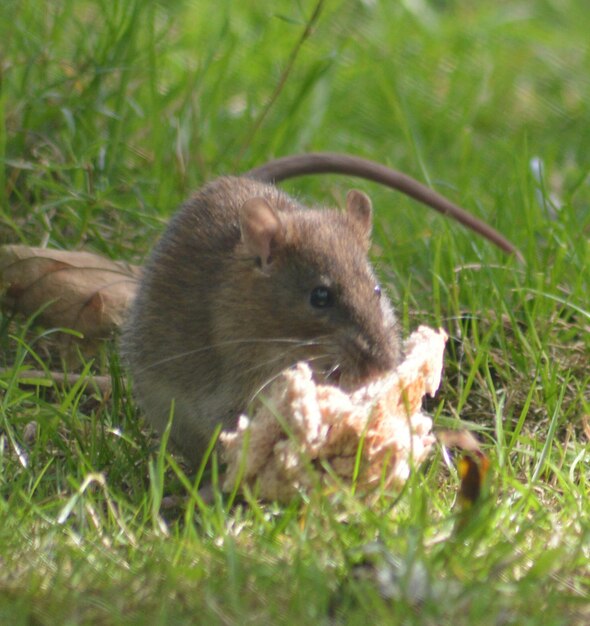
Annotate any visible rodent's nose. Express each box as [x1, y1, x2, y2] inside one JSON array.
[[360, 362, 386, 380], [353, 334, 398, 379]]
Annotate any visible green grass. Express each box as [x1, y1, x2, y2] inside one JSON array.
[[1, 0, 589, 623]]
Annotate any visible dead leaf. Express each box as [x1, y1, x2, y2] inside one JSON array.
[[0, 245, 141, 341], [438, 429, 490, 510]]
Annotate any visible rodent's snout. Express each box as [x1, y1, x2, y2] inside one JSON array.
[[343, 328, 400, 382], [361, 345, 398, 379]]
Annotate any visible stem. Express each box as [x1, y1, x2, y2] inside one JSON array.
[[235, 0, 326, 164]]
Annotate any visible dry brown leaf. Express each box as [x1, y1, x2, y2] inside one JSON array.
[[0, 245, 141, 341], [437, 429, 490, 510]]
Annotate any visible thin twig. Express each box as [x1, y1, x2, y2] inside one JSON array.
[[1, 368, 113, 394], [235, 0, 326, 164]]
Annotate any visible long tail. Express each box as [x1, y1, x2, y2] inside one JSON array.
[[245, 152, 523, 261]]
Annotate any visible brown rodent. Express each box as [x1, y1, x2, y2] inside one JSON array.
[[123, 176, 398, 466], [123, 153, 519, 468]]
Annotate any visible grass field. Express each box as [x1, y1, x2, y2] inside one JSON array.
[[1, 0, 589, 624]]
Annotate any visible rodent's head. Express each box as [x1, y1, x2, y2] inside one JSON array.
[[233, 188, 400, 386]]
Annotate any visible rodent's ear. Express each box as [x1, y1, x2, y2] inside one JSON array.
[[239, 197, 284, 271], [346, 189, 373, 245]]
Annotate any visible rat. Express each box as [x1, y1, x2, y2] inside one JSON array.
[[123, 152, 520, 467]]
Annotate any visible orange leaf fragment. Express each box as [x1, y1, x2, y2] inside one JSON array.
[[438, 429, 490, 509]]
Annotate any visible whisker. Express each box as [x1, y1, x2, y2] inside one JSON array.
[[240, 338, 334, 378], [133, 336, 332, 375], [325, 362, 342, 379], [248, 353, 332, 404]]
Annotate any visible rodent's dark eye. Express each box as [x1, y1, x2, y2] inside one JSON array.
[[374, 285, 382, 298], [310, 286, 334, 308]]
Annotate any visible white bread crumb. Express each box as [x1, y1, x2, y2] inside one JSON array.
[[220, 326, 447, 502]]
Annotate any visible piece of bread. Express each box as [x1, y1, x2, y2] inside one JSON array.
[[220, 326, 447, 502]]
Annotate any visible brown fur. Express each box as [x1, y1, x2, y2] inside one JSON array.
[[123, 176, 399, 467]]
